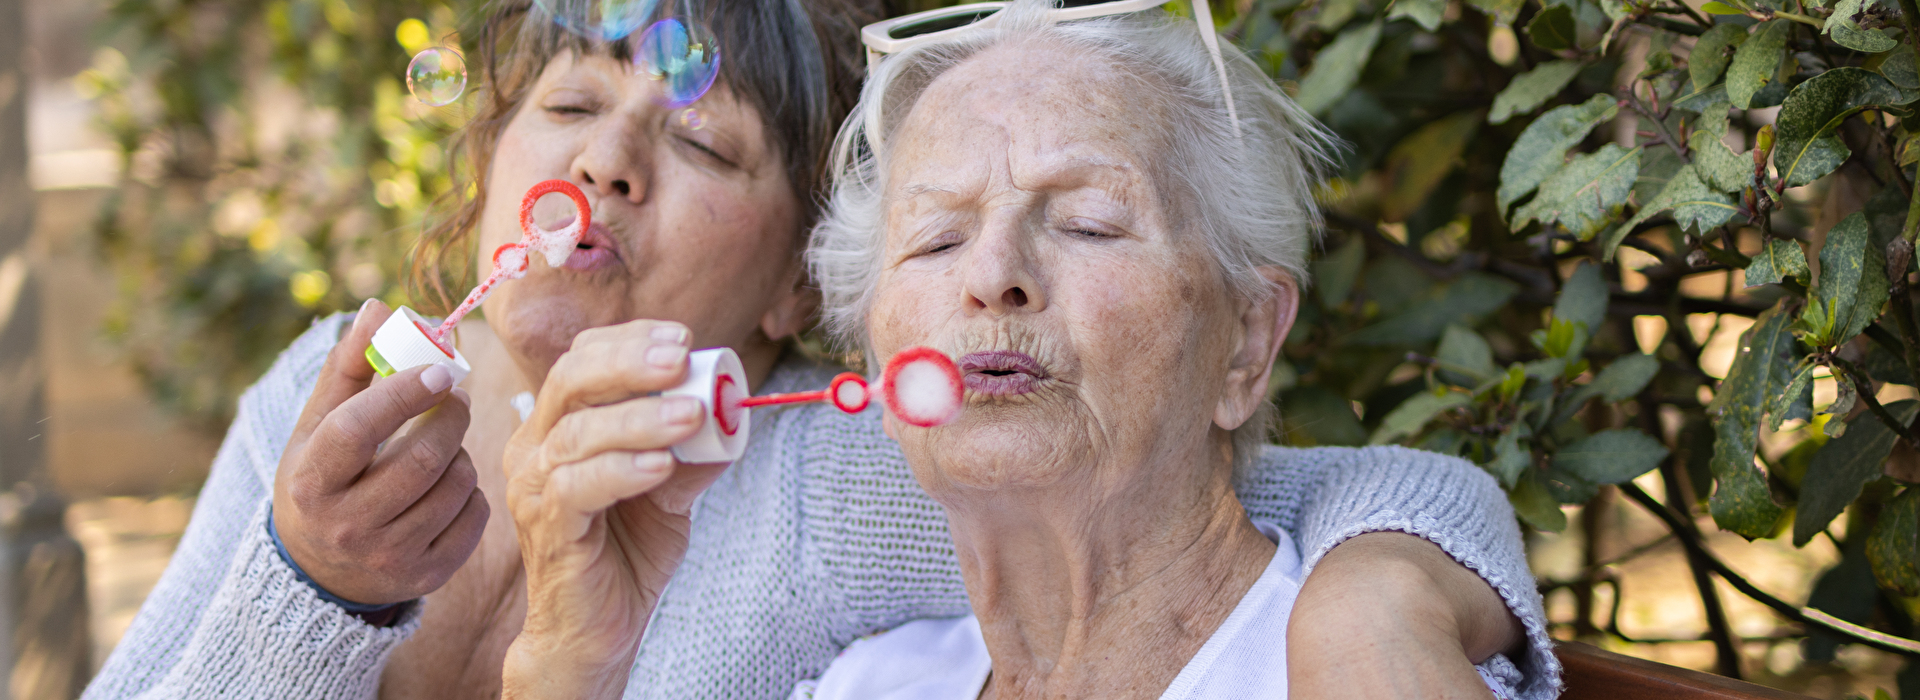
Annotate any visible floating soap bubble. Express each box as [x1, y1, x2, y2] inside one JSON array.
[[535, 0, 660, 41], [636, 18, 721, 107], [678, 107, 705, 130], [407, 47, 467, 106]]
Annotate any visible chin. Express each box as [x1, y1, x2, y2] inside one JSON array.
[[906, 414, 1093, 495]]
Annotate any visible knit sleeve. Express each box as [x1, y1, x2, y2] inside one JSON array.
[[1283, 445, 1561, 700], [81, 314, 419, 700]]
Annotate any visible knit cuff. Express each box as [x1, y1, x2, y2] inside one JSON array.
[[1295, 446, 1562, 700], [141, 502, 422, 699], [265, 505, 411, 621]]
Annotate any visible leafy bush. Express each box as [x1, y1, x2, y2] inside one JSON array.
[[82, 0, 467, 429], [86, 0, 1920, 685]]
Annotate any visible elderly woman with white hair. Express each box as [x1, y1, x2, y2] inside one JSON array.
[[795, 3, 1541, 697], [499, 2, 1556, 699]]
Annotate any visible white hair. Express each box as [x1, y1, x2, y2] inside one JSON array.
[[809, 0, 1338, 473]]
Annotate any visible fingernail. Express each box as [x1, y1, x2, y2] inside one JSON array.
[[660, 396, 702, 423], [646, 343, 687, 369], [651, 324, 689, 345], [351, 298, 377, 333], [420, 365, 454, 394], [450, 387, 471, 407], [634, 451, 675, 474]]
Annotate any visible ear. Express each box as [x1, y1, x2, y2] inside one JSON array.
[[759, 266, 820, 341], [1214, 266, 1299, 432]]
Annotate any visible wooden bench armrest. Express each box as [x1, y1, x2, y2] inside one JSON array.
[[1555, 641, 1812, 700]]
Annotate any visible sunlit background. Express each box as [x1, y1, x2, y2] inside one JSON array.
[[3, 0, 1914, 697]]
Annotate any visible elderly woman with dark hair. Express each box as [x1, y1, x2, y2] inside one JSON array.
[[506, 2, 1557, 700]]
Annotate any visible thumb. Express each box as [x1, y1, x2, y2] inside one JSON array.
[[294, 299, 393, 439]]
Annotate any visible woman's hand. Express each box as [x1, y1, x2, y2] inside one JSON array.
[[1287, 532, 1524, 700], [500, 320, 727, 700], [272, 300, 491, 607]]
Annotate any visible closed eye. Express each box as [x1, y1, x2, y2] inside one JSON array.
[[677, 136, 737, 168]]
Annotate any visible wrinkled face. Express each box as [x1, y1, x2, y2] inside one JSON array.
[[868, 39, 1249, 493], [481, 50, 803, 385]]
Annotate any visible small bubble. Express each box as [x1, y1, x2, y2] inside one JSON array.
[[678, 108, 704, 130], [407, 47, 467, 107], [535, 0, 659, 41]]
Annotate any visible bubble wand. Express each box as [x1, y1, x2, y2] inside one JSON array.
[[365, 180, 591, 383], [666, 347, 964, 463]]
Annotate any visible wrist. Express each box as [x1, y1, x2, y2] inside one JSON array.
[[503, 634, 633, 700], [266, 505, 409, 625]]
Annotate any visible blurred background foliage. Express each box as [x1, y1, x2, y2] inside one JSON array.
[[80, 0, 1920, 693], [82, 0, 467, 429]]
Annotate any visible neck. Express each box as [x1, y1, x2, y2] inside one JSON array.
[[934, 452, 1275, 699]]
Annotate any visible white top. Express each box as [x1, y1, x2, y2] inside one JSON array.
[[792, 521, 1305, 700]]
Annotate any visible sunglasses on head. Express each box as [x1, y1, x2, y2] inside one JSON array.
[[859, 0, 1241, 137]]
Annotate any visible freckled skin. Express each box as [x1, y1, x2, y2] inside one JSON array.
[[867, 38, 1299, 700], [478, 51, 804, 389]]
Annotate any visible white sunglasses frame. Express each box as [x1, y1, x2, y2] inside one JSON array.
[[858, 0, 1242, 137]]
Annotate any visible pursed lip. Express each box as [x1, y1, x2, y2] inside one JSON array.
[[560, 221, 623, 272], [958, 350, 1047, 396]]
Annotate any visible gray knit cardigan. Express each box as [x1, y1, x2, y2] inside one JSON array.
[[82, 313, 1560, 700]]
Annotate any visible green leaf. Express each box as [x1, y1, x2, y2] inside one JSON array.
[[1489, 428, 1531, 488], [1809, 212, 1892, 348], [1775, 68, 1920, 188], [1436, 324, 1499, 384], [1701, 1, 1747, 12], [1498, 95, 1621, 216], [1349, 273, 1522, 346], [1618, 164, 1739, 245], [1690, 23, 1750, 90], [1314, 236, 1365, 311], [1868, 488, 1920, 596], [1687, 129, 1752, 194], [1553, 261, 1609, 337], [1527, 4, 1578, 51], [1824, 0, 1899, 53], [1726, 21, 1793, 110], [1743, 238, 1810, 287], [1295, 22, 1383, 117], [1707, 304, 1796, 538], [1369, 390, 1472, 444], [1795, 400, 1920, 545], [1767, 362, 1816, 433], [1490, 61, 1584, 125], [1466, 0, 1524, 25], [1585, 353, 1660, 402], [1281, 386, 1369, 446], [1511, 144, 1642, 238], [1880, 45, 1919, 89], [1510, 473, 1569, 531], [1388, 0, 1445, 31], [1555, 428, 1670, 484], [1380, 112, 1480, 222]]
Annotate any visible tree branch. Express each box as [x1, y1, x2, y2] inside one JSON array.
[[1619, 482, 1920, 656]]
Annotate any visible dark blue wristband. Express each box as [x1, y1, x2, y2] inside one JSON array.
[[265, 505, 407, 616]]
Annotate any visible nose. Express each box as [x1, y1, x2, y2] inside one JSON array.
[[961, 216, 1047, 317], [569, 116, 651, 204]]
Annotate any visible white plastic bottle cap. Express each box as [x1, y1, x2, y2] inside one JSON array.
[[366, 306, 472, 386], [665, 347, 750, 464]]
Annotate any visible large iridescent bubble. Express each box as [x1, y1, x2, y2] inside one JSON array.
[[535, 0, 660, 41], [407, 47, 467, 106], [635, 18, 721, 107]]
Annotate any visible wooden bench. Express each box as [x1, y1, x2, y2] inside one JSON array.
[[1557, 642, 1813, 700]]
